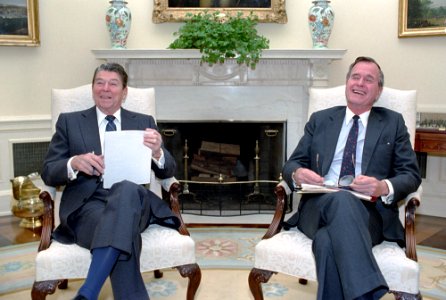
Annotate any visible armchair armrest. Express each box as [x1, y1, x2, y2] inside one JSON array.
[[159, 177, 179, 193], [37, 191, 55, 252], [404, 186, 422, 261], [39, 185, 57, 200], [164, 179, 190, 236], [261, 181, 291, 240]]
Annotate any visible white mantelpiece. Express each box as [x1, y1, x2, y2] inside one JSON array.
[[92, 49, 346, 87], [92, 49, 346, 158]]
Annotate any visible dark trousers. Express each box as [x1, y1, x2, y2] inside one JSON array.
[[72, 181, 156, 299], [296, 191, 388, 300]]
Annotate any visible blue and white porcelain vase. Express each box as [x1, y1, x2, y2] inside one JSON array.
[[105, 0, 131, 49], [308, 0, 334, 49]]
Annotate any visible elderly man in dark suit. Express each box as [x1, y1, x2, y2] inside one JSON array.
[[42, 63, 179, 300], [283, 56, 421, 300]]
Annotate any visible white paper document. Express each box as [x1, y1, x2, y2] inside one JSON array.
[[103, 130, 152, 189], [298, 183, 374, 202]]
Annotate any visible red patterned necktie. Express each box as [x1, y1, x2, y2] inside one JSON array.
[[339, 115, 359, 179]]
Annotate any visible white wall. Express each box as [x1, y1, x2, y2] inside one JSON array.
[[0, 1, 445, 117], [0, 0, 445, 216]]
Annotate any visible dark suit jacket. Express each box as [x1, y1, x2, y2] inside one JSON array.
[[283, 106, 421, 246], [42, 106, 177, 242]]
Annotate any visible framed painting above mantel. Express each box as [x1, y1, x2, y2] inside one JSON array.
[[398, 0, 446, 37], [0, 0, 40, 46], [153, 0, 287, 23]]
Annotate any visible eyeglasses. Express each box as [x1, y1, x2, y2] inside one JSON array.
[[323, 174, 354, 189], [338, 174, 354, 189]]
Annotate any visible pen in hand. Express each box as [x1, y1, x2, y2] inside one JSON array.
[[91, 151, 103, 176], [91, 151, 97, 176]]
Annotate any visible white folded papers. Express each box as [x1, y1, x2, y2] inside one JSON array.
[[298, 183, 374, 202], [103, 130, 152, 189]]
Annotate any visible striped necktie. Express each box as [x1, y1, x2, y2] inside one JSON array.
[[105, 115, 116, 132], [339, 115, 359, 179]]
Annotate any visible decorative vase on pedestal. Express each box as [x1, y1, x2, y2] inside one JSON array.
[[308, 0, 334, 49], [105, 0, 131, 49]]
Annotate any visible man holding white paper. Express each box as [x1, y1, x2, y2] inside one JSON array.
[[42, 63, 179, 300]]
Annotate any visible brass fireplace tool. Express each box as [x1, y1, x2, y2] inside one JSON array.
[[183, 139, 190, 194], [180, 139, 197, 202], [247, 140, 265, 203], [10, 172, 44, 228]]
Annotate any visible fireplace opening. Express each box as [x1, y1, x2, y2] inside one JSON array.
[[158, 121, 292, 216]]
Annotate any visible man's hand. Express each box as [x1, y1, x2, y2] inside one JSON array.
[[293, 167, 324, 186], [71, 152, 104, 176], [143, 128, 162, 159], [350, 175, 389, 197]]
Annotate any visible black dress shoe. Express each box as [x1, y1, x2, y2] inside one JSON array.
[[72, 295, 88, 300]]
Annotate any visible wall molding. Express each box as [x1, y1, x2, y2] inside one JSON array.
[[417, 104, 446, 113], [0, 117, 52, 216]]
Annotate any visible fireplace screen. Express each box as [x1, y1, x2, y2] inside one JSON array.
[[158, 121, 292, 216]]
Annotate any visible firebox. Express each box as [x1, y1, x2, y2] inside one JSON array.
[[158, 121, 292, 216]]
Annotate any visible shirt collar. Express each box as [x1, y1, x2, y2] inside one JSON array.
[[345, 107, 370, 128], [96, 107, 121, 126]]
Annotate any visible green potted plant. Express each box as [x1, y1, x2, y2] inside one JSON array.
[[168, 11, 270, 69]]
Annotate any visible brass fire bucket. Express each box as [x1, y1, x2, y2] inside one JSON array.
[[10, 172, 43, 228]]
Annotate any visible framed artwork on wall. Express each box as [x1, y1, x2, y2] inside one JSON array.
[[0, 0, 40, 46], [399, 0, 446, 37], [153, 0, 287, 24]]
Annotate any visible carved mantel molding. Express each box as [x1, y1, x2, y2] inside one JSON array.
[[92, 49, 346, 87]]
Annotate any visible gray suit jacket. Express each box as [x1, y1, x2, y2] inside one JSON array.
[[42, 106, 177, 242], [283, 106, 421, 246]]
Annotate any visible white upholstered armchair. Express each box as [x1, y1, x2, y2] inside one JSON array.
[[31, 84, 201, 299], [248, 86, 422, 299]]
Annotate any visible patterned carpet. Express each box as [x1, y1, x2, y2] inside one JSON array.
[[0, 227, 445, 299]]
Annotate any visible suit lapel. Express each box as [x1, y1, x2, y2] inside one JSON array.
[[120, 108, 139, 130], [80, 107, 102, 154], [362, 109, 385, 173]]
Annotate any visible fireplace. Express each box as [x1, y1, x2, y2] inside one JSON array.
[[93, 49, 346, 215], [158, 121, 286, 215], [159, 121, 285, 181]]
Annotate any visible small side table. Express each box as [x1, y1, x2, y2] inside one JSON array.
[[415, 128, 446, 177]]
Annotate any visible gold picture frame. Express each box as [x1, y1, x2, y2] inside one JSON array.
[[398, 0, 446, 38], [0, 0, 40, 46], [153, 0, 287, 24]]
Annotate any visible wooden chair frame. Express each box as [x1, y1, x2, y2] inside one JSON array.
[[31, 181, 201, 300], [248, 183, 421, 300]]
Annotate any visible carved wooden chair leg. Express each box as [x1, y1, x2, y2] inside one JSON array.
[[176, 263, 202, 300], [154, 269, 163, 278], [248, 268, 275, 300], [31, 279, 65, 300], [58, 279, 68, 289], [390, 290, 422, 300]]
